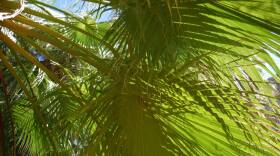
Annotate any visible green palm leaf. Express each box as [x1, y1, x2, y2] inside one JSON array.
[[0, 0, 279, 155]]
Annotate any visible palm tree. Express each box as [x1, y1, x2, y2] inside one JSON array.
[[0, 0, 279, 155]]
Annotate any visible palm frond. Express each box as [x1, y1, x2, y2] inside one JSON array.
[[0, 0, 279, 155]]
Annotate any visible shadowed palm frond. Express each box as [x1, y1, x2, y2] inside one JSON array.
[[0, 0, 279, 155]]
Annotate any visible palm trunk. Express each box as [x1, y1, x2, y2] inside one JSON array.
[[0, 67, 15, 155], [0, 113, 5, 156], [0, 68, 5, 156]]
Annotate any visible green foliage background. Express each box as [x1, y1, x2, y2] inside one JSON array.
[[0, 0, 279, 155]]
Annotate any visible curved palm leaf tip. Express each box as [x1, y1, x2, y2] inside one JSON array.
[[0, 0, 279, 155], [0, 0, 25, 21]]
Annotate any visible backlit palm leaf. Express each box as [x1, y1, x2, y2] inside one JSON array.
[[0, 0, 279, 155]]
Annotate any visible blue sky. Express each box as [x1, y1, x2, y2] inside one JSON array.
[[53, 0, 112, 22], [54, 0, 89, 12], [54, 0, 75, 9]]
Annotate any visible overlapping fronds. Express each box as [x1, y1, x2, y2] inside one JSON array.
[[0, 0, 279, 155]]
